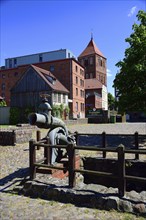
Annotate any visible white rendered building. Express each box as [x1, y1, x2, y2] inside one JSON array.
[[5, 49, 76, 69]]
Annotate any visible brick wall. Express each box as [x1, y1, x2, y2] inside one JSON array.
[[0, 65, 28, 106], [0, 59, 85, 119], [36, 59, 85, 118]]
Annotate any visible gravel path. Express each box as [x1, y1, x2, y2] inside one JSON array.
[[0, 123, 146, 220]]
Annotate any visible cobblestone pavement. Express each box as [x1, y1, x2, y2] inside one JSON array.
[[0, 123, 146, 220], [67, 122, 146, 135]]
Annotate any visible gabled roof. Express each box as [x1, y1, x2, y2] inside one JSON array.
[[78, 38, 105, 58], [31, 65, 69, 93], [85, 78, 103, 90]]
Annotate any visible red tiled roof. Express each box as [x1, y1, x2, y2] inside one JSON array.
[[85, 78, 103, 90], [31, 65, 69, 93], [79, 38, 105, 58]]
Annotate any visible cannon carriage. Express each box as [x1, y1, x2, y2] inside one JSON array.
[[28, 97, 76, 164]]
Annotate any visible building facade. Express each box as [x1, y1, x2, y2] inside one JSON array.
[[0, 65, 28, 106], [11, 65, 69, 110], [35, 58, 85, 119], [5, 49, 76, 69], [78, 37, 108, 113], [1, 38, 107, 120], [0, 58, 85, 119]]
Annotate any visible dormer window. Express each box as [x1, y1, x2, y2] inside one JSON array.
[[44, 74, 56, 85]]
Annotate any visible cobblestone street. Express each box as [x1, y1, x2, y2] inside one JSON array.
[[0, 123, 146, 220]]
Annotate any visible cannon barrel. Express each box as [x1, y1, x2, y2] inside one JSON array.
[[29, 113, 50, 129], [28, 113, 68, 134], [29, 113, 47, 125]]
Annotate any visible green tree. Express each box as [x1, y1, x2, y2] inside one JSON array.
[[0, 100, 7, 106], [52, 104, 60, 117], [59, 103, 64, 119], [9, 107, 20, 125], [113, 10, 146, 113], [108, 93, 115, 110]]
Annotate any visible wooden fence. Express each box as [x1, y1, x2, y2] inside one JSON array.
[[74, 131, 146, 160], [29, 132, 146, 197]]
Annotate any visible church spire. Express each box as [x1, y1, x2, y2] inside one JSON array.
[[91, 31, 93, 40], [91, 29, 93, 40], [78, 37, 105, 58]]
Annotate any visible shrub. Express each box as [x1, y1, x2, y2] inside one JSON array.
[[52, 105, 60, 117], [0, 100, 7, 106], [9, 107, 20, 125]]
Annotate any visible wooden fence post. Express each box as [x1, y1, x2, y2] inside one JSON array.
[[36, 130, 41, 150], [102, 132, 106, 158], [44, 137, 51, 165], [135, 132, 139, 160], [29, 139, 36, 180], [67, 143, 76, 188], [74, 131, 78, 145], [117, 144, 125, 197], [74, 131, 79, 154], [12, 130, 16, 145]]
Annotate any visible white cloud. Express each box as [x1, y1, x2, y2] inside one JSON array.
[[128, 6, 137, 17], [107, 69, 112, 77]]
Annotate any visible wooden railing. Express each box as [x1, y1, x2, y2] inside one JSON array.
[[29, 132, 146, 197], [74, 131, 146, 159]]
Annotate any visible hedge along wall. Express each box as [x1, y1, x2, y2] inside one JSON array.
[[0, 128, 32, 145]]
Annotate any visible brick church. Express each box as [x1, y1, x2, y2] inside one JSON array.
[[78, 37, 108, 114], [0, 37, 108, 119]]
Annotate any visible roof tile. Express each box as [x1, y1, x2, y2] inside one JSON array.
[[79, 38, 105, 58], [85, 78, 103, 90], [31, 65, 69, 93]]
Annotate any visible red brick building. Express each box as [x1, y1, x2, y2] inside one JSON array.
[[78, 37, 107, 85], [34, 58, 85, 118], [0, 58, 85, 119], [0, 38, 107, 120], [0, 65, 28, 106], [78, 37, 108, 113]]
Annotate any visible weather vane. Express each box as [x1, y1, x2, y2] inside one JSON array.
[[91, 28, 93, 40]]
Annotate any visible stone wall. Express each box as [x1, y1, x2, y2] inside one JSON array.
[[64, 118, 88, 125], [83, 157, 146, 192], [0, 125, 33, 145]]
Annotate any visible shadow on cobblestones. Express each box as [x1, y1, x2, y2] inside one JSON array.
[[0, 168, 29, 192]]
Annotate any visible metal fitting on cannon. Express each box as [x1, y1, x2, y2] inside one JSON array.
[[28, 97, 67, 134]]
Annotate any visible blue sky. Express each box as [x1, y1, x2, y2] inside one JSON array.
[[0, 0, 146, 95]]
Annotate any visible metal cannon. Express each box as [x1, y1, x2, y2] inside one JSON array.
[[28, 98, 76, 164]]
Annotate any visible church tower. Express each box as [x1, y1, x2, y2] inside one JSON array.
[[78, 37, 107, 86]]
